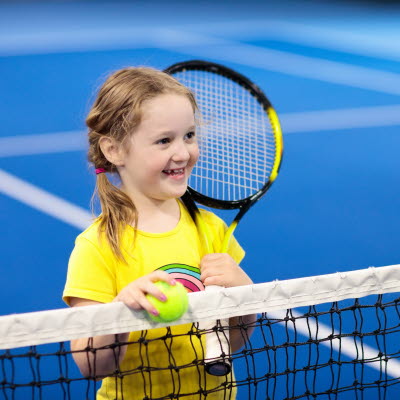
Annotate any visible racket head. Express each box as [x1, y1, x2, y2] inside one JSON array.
[[165, 60, 283, 211]]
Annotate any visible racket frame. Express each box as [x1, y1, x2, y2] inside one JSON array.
[[165, 59, 284, 376], [165, 59, 283, 212]]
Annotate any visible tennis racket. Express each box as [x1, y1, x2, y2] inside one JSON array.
[[164, 60, 283, 376]]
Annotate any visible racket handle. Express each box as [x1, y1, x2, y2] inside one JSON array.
[[220, 221, 238, 253], [203, 285, 231, 376]]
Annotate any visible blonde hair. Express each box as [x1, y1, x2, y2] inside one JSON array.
[[87, 67, 197, 261]]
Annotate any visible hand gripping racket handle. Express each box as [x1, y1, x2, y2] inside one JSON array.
[[198, 223, 232, 375], [200, 220, 232, 376], [203, 285, 232, 376], [196, 214, 232, 375], [181, 193, 232, 376]]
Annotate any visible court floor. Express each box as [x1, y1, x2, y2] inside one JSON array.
[[0, 0, 399, 316]]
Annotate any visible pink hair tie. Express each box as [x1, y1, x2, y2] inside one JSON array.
[[95, 168, 106, 175]]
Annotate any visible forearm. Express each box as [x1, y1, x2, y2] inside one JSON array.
[[71, 332, 130, 377], [229, 313, 257, 352]]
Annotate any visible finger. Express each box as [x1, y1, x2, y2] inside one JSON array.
[[130, 278, 166, 303], [200, 256, 229, 271], [200, 253, 232, 269], [135, 291, 161, 317], [145, 283, 168, 302], [199, 257, 219, 270], [117, 291, 142, 310], [203, 275, 225, 287], [200, 267, 223, 283], [149, 270, 177, 286], [118, 280, 162, 311]]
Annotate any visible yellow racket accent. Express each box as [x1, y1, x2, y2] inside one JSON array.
[[194, 211, 214, 254], [268, 107, 283, 183], [220, 221, 238, 253]]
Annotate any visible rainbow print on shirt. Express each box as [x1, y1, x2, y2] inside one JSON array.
[[157, 264, 204, 293]]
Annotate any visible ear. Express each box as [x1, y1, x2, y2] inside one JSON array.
[[99, 136, 125, 167]]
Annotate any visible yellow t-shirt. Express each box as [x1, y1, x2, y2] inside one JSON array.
[[63, 201, 245, 400]]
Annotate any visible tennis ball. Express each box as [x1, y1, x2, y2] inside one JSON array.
[[146, 281, 189, 323]]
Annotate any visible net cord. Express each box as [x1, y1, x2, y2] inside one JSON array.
[[1, 264, 400, 351]]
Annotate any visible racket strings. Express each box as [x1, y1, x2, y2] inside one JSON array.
[[174, 70, 278, 202]]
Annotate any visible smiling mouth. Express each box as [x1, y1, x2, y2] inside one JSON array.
[[163, 168, 185, 176]]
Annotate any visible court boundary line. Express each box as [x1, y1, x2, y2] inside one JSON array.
[[2, 28, 400, 95], [0, 169, 92, 230], [164, 40, 400, 96], [1, 18, 399, 61], [1, 104, 400, 158], [185, 19, 400, 62]]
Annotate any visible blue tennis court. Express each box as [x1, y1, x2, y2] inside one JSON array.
[[0, 1, 399, 398]]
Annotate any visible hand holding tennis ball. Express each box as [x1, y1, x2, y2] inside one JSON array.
[[146, 281, 189, 322]]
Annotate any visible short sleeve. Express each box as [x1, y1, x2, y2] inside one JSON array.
[[62, 236, 117, 306]]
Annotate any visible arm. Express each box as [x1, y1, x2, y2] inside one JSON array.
[[69, 297, 130, 378], [229, 314, 257, 352], [69, 271, 177, 378], [199, 253, 256, 352]]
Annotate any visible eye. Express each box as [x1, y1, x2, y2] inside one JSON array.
[[185, 131, 196, 140], [156, 137, 170, 145]]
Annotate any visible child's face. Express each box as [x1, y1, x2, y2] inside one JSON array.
[[119, 93, 199, 203]]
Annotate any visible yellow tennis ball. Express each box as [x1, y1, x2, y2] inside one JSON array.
[[146, 281, 189, 323]]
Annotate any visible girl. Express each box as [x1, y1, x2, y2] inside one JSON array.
[[63, 66, 255, 399]]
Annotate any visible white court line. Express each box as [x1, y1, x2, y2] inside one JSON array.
[[0, 169, 92, 230], [166, 41, 400, 96], [269, 309, 400, 378], [0, 130, 86, 158], [1, 26, 400, 95], [282, 104, 400, 134], [2, 19, 400, 61], [1, 105, 399, 158], [0, 27, 226, 57], [191, 19, 400, 62]]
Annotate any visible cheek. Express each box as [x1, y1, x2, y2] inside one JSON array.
[[137, 159, 163, 181], [149, 160, 166, 175], [191, 146, 200, 165]]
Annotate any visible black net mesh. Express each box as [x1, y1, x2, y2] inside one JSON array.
[[2, 293, 400, 400]]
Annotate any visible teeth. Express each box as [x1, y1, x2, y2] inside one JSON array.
[[164, 168, 184, 175]]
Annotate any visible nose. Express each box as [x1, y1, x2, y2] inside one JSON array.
[[172, 140, 191, 162]]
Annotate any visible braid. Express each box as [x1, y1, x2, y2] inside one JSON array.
[[86, 67, 197, 261]]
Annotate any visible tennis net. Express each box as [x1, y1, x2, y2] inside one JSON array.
[[1, 264, 400, 399]]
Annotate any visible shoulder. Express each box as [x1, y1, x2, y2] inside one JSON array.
[[72, 218, 135, 261], [76, 218, 101, 242], [71, 219, 104, 252], [64, 219, 119, 306], [72, 218, 112, 258], [68, 218, 117, 277]]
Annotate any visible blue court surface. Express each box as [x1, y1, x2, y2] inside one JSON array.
[[0, 0, 400, 397]]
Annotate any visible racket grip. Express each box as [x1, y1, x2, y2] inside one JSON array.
[[203, 285, 231, 376]]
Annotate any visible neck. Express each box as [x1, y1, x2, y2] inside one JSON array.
[[135, 197, 181, 233], [119, 183, 182, 233]]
